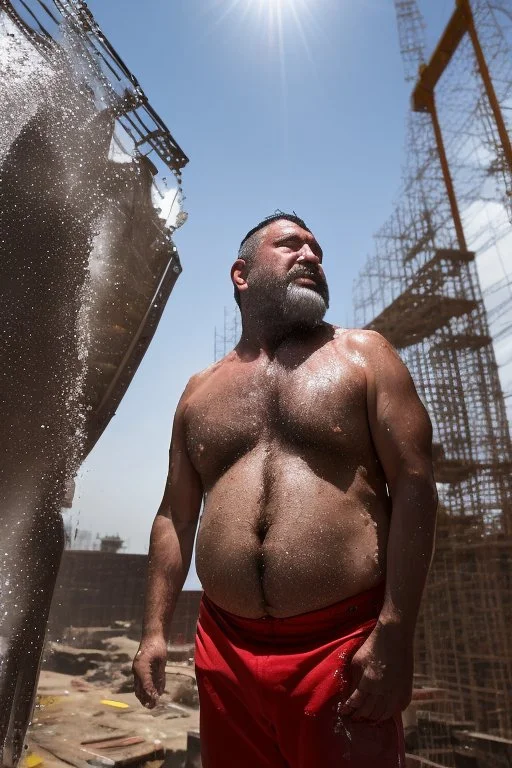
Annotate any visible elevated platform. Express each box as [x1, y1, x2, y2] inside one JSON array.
[[404, 244, 475, 267], [432, 444, 512, 484], [367, 292, 477, 348], [432, 248, 475, 263], [433, 458, 512, 484], [366, 249, 477, 347], [429, 334, 491, 355]]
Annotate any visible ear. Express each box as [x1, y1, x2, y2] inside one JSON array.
[[231, 259, 248, 296]]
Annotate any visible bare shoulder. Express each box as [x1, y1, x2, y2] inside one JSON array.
[[178, 352, 236, 411], [333, 327, 403, 370]]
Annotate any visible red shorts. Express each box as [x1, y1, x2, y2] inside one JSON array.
[[194, 583, 405, 767]]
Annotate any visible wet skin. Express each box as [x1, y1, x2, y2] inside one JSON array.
[[186, 324, 390, 618], [134, 220, 437, 721]]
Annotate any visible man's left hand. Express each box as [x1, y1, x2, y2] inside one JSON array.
[[339, 623, 414, 723]]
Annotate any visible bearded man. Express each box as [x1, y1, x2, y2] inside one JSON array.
[[133, 212, 438, 768]]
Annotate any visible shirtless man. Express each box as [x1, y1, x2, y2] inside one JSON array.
[[133, 212, 438, 767]]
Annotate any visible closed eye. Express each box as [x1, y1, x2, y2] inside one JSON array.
[[276, 237, 323, 261]]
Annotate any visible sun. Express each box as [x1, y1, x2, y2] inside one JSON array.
[[208, 0, 316, 55], [206, 0, 320, 110], [249, 0, 314, 38], [253, 0, 303, 13]]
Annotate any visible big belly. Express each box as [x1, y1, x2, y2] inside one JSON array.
[[195, 455, 390, 618]]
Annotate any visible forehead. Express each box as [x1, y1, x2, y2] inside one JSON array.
[[260, 219, 318, 244]]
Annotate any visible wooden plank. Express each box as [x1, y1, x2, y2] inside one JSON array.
[[31, 738, 92, 768], [80, 734, 130, 747], [27, 743, 75, 768], [101, 740, 165, 767], [33, 737, 118, 768], [79, 748, 115, 766], [82, 737, 145, 751]]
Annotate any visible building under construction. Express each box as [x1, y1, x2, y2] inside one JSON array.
[[214, 307, 241, 362], [354, 2, 512, 766]]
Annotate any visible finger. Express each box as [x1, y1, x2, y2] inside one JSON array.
[[135, 664, 159, 708], [365, 698, 387, 723], [339, 688, 368, 716], [133, 665, 144, 701], [351, 693, 379, 720], [141, 687, 158, 709], [133, 673, 142, 703], [144, 678, 159, 707], [347, 659, 364, 691], [134, 681, 149, 708], [377, 705, 397, 724], [135, 676, 153, 708], [155, 658, 166, 695], [135, 679, 156, 709]]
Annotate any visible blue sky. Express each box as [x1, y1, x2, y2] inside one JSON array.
[[73, 0, 456, 587]]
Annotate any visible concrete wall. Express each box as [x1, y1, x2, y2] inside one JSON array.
[[49, 550, 202, 643]]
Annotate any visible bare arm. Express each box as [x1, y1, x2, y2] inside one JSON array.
[[342, 332, 438, 722], [367, 333, 438, 638], [133, 378, 203, 707]]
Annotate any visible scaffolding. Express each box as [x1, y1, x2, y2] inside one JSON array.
[[354, 1, 512, 765], [214, 307, 241, 362]]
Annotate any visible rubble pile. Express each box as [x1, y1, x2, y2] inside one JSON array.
[[29, 626, 201, 768], [44, 629, 197, 704]]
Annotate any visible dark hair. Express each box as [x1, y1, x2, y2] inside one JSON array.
[[234, 211, 311, 309]]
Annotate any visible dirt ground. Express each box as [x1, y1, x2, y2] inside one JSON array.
[[26, 641, 200, 768]]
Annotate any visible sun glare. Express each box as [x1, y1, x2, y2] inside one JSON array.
[[206, 0, 321, 124], [250, 0, 314, 41], [209, 0, 317, 59]]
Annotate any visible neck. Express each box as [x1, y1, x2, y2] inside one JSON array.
[[237, 312, 285, 357], [237, 306, 324, 357]]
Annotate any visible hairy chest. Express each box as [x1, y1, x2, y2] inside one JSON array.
[[184, 351, 368, 481]]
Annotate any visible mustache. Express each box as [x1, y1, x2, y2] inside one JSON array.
[[288, 267, 327, 288]]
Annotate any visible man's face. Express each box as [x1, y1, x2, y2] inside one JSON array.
[[244, 219, 329, 329]]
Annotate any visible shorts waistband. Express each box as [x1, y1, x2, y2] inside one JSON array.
[[200, 582, 385, 643]]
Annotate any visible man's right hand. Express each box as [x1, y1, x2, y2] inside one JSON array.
[[132, 635, 168, 709]]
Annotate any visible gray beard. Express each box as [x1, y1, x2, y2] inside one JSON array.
[[282, 283, 327, 328], [247, 271, 328, 332]]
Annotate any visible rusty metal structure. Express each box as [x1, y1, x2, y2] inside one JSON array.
[[354, 1, 512, 765]]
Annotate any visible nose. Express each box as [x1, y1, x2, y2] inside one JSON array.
[[296, 244, 320, 265]]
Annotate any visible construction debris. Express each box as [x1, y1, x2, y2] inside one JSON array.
[[30, 630, 200, 768]]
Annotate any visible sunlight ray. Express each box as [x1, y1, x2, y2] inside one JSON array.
[[288, 0, 314, 66], [202, 0, 246, 36], [206, 0, 327, 83]]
